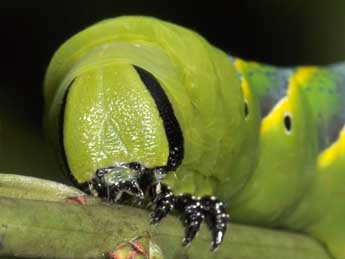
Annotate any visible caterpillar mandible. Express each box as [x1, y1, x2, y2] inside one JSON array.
[[44, 16, 345, 257]]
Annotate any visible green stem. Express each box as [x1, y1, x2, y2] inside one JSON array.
[[0, 174, 331, 259]]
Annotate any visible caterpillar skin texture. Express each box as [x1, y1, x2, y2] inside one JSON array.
[[44, 16, 345, 256]]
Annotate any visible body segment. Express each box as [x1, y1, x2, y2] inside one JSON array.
[[231, 59, 345, 258], [44, 16, 252, 249], [44, 16, 345, 257]]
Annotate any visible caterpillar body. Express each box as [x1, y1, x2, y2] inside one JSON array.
[[44, 16, 345, 257]]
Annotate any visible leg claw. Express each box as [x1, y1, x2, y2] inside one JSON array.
[[202, 196, 230, 251], [150, 185, 229, 250], [150, 184, 175, 225], [178, 195, 204, 247], [91, 166, 229, 250]]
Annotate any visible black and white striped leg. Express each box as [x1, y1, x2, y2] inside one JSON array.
[[176, 195, 205, 247], [201, 196, 230, 251], [149, 184, 229, 250], [150, 184, 176, 224]]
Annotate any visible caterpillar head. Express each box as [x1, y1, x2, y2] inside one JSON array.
[[44, 17, 255, 197], [63, 62, 176, 183]]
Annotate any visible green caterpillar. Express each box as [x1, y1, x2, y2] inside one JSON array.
[[44, 16, 345, 257]]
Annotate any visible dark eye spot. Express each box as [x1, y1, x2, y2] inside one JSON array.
[[244, 100, 249, 119], [284, 113, 292, 133]]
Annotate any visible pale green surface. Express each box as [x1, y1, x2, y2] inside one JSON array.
[[64, 63, 169, 182], [209, 48, 261, 199], [295, 68, 339, 125], [290, 67, 343, 150], [230, 60, 318, 226], [281, 66, 345, 259], [284, 118, 345, 259], [0, 173, 85, 202]]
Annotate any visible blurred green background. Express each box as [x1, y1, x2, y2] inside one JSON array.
[[0, 0, 345, 180]]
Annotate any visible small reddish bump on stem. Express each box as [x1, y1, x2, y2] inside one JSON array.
[[64, 195, 88, 205], [108, 240, 149, 259]]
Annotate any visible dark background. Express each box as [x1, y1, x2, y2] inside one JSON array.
[[1, 3, 344, 257], [1, 0, 345, 129]]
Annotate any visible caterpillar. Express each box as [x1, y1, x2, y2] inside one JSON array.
[[44, 16, 345, 257]]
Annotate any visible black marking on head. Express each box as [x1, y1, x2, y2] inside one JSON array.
[[134, 65, 184, 171], [283, 113, 292, 133]]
